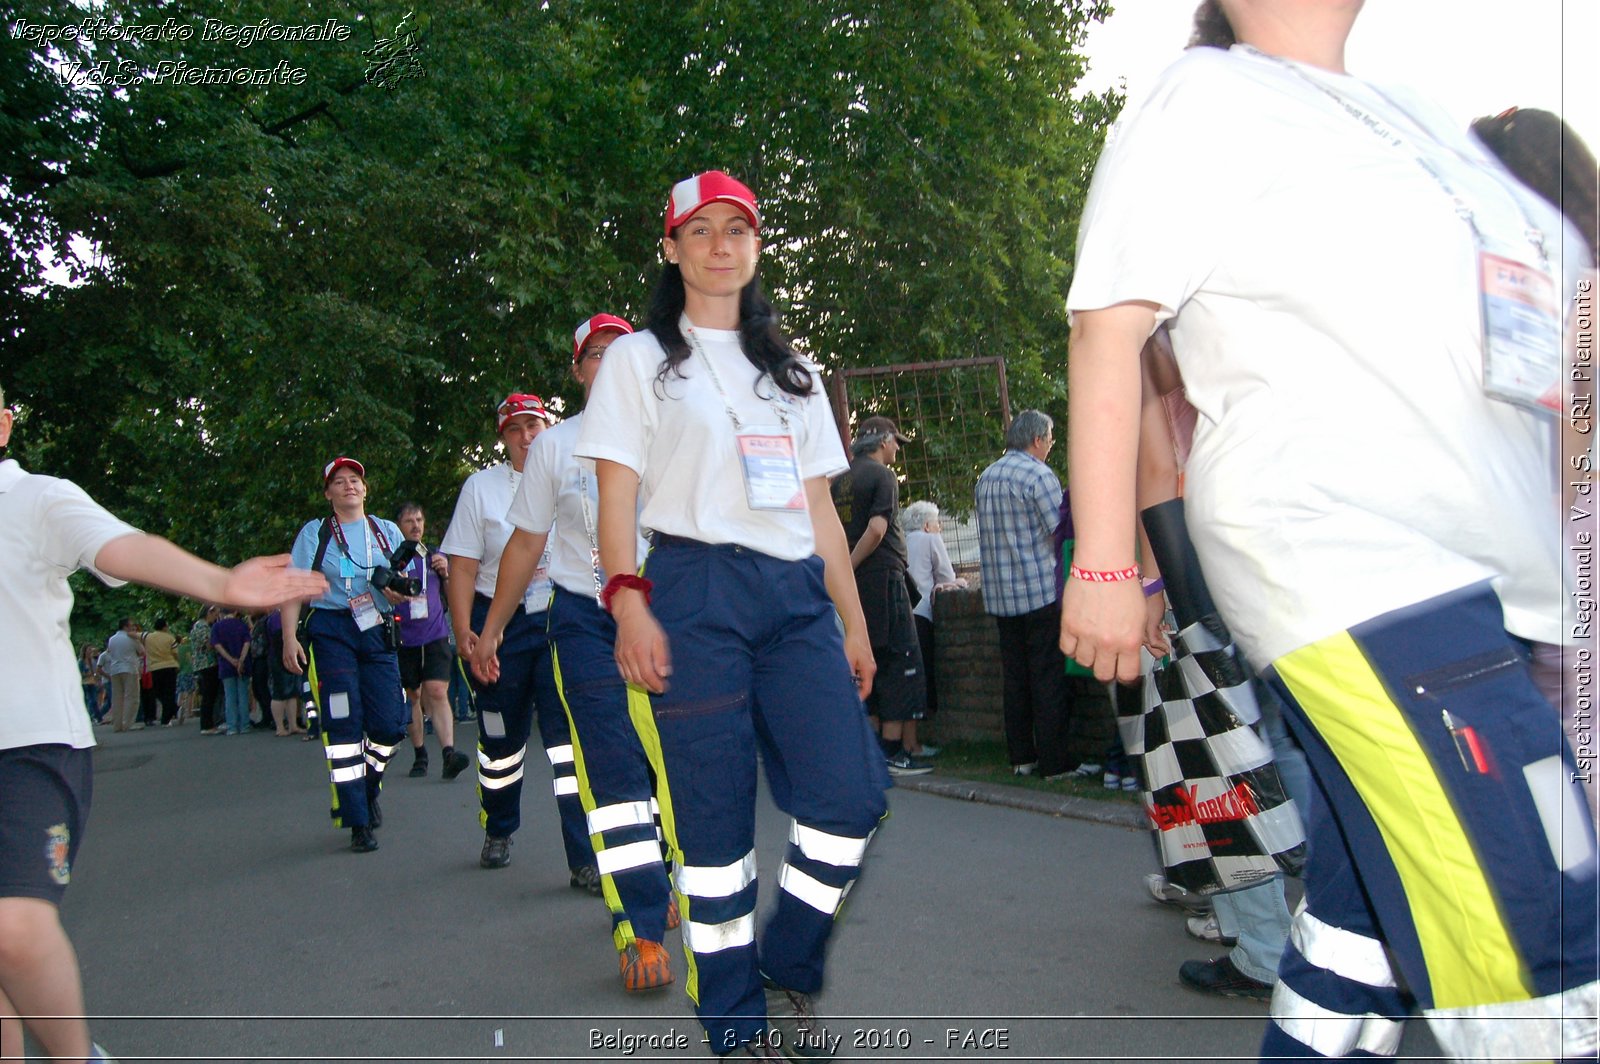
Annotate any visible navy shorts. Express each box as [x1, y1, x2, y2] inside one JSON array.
[[398, 636, 453, 689], [0, 744, 94, 905]]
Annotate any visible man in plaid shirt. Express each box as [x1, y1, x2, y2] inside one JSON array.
[[975, 410, 1075, 778]]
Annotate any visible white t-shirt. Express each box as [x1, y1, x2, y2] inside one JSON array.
[[0, 460, 137, 750], [575, 324, 849, 562], [1068, 45, 1581, 663], [506, 413, 651, 599], [440, 462, 553, 610]]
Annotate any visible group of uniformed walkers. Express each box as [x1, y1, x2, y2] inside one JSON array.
[[284, 171, 889, 1061]]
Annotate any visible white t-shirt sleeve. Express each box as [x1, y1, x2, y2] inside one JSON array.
[[576, 334, 654, 475], [1068, 51, 1257, 322], [507, 431, 559, 535], [797, 370, 849, 481], [439, 479, 486, 559], [41, 480, 138, 586]]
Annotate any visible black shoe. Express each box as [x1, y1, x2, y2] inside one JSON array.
[[480, 835, 512, 869], [350, 826, 379, 853], [1178, 956, 1272, 1003], [569, 865, 602, 895], [407, 758, 428, 778], [442, 749, 470, 780], [369, 798, 382, 830], [762, 978, 833, 1060]]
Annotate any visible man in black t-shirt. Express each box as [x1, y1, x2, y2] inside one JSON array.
[[831, 415, 932, 776]]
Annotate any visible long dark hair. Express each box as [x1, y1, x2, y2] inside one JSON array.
[[645, 261, 814, 398], [1472, 108, 1599, 267], [1188, 0, 1236, 49]]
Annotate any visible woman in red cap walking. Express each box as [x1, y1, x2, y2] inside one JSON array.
[[440, 395, 597, 884], [575, 172, 889, 1060], [281, 457, 410, 853], [475, 313, 682, 994]]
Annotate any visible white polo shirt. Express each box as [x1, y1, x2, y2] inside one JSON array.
[[0, 459, 138, 751], [507, 413, 651, 600], [575, 325, 848, 562], [440, 462, 553, 611]]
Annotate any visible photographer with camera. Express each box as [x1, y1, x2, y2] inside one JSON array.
[[281, 457, 410, 854]]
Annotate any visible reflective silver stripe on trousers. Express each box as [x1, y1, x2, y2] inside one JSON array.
[[478, 747, 525, 771], [329, 764, 366, 784], [479, 767, 524, 790], [779, 863, 845, 915], [324, 742, 363, 759], [545, 743, 574, 765], [676, 851, 757, 899], [552, 776, 579, 796], [595, 839, 664, 876], [1269, 982, 1404, 1057], [1425, 980, 1599, 1062], [789, 821, 868, 867], [589, 800, 654, 835], [1290, 905, 1396, 988], [364, 738, 399, 757], [683, 913, 756, 954]]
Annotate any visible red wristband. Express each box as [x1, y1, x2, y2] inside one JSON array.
[[600, 573, 654, 613], [1069, 563, 1142, 584]]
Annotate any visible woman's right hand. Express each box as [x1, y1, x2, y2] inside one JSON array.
[[612, 597, 671, 694], [282, 634, 308, 675], [1059, 578, 1147, 684], [471, 626, 503, 685]]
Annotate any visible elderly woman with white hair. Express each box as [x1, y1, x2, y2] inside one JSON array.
[[902, 499, 965, 739]]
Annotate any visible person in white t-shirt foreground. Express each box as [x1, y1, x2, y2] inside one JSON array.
[[440, 395, 597, 884], [475, 312, 682, 995], [1060, 1, 1596, 1059], [574, 171, 890, 1061], [0, 382, 326, 1064]]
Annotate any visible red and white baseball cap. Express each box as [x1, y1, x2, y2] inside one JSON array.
[[664, 171, 760, 237], [322, 456, 366, 484], [573, 313, 634, 363], [496, 393, 552, 431]]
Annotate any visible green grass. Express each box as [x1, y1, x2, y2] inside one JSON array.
[[922, 737, 1140, 803]]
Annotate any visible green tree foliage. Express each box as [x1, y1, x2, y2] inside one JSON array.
[[0, 0, 1120, 641]]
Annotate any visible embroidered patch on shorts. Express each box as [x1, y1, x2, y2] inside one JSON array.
[[45, 823, 71, 886]]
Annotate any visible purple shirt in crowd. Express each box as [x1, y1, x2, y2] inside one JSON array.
[[210, 616, 251, 679], [395, 545, 450, 647]]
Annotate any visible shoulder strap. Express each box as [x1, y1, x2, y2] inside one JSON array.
[[311, 517, 334, 575]]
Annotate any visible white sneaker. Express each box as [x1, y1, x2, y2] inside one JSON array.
[[1012, 762, 1037, 776], [1186, 913, 1238, 946], [1121, 775, 1140, 792], [1143, 872, 1212, 914]]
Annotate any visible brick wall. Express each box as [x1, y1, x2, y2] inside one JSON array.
[[927, 587, 1119, 766]]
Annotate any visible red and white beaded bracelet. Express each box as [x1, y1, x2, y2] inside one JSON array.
[[1069, 563, 1142, 584]]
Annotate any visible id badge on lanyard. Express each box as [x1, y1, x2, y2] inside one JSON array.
[[1479, 251, 1562, 414], [349, 592, 383, 632], [736, 428, 807, 511]]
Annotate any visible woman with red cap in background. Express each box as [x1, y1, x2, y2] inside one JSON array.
[[575, 172, 889, 1060], [440, 394, 597, 886], [475, 313, 681, 995], [282, 457, 409, 854]]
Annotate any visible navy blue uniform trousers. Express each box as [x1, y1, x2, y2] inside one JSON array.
[[305, 609, 407, 830], [641, 538, 890, 1055], [468, 594, 592, 872]]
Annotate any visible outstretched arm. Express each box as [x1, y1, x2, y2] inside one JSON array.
[[94, 535, 326, 609]]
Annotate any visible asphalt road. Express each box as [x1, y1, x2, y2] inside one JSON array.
[[53, 721, 1442, 1063]]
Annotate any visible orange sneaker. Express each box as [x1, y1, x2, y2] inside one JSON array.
[[620, 939, 673, 992], [666, 895, 681, 931]]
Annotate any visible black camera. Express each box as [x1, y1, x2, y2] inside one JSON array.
[[369, 540, 424, 597]]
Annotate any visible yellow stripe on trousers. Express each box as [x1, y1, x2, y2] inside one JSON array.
[[553, 642, 637, 951], [305, 644, 344, 827], [1274, 631, 1530, 1008]]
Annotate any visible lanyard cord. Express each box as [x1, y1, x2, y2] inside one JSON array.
[[682, 317, 792, 433], [1241, 45, 1548, 268]]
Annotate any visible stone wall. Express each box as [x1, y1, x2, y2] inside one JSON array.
[[927, 586, 1118, 767]]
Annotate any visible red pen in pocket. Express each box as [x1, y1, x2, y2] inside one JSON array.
[[1442, 709, 1489, 774]]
